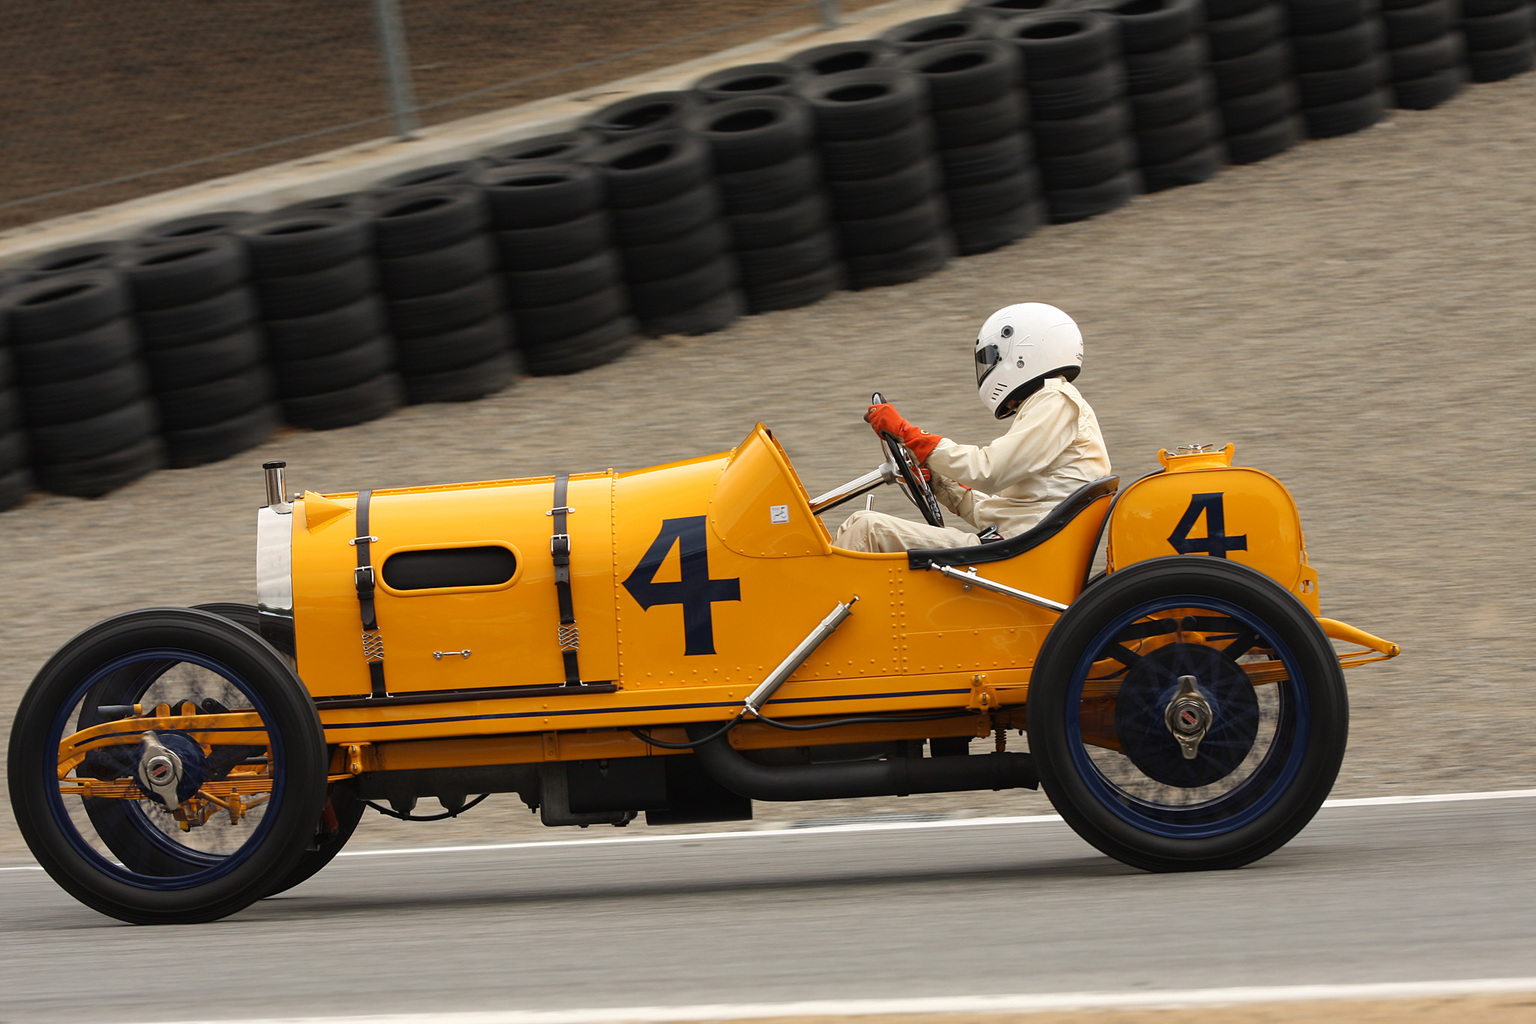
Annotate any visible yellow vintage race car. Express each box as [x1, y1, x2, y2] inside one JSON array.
[[8, 415, 1399, 924]]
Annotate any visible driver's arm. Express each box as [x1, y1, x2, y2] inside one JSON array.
[[932, 476, 985, 528], [925, 390, 1078, 492]]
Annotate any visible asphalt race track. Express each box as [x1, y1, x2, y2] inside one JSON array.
[[1, 792, 1532, 1023]]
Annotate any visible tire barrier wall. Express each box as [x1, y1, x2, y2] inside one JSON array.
[[0, 0, 1531, 510]]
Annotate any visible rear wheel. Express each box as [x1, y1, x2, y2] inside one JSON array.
[[8, 608, 327, 924], [1027, 557, 1347, 871]]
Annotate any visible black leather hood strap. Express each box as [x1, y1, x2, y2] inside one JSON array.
[[352, 489, 387, 698], [550, 474, 582, 686]]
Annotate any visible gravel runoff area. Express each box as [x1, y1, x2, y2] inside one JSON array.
[[1, 73, 1533, 858]]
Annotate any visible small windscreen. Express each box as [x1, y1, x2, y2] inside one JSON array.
[[382, 546, 516, 591]]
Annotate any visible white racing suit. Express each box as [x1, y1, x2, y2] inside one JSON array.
[[833, 379, 1111, 553]]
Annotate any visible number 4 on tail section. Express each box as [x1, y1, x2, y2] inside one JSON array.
[[1168, 493, 1248, 558]]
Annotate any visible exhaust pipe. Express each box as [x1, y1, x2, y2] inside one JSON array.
[[685, 724, 1037, 801]]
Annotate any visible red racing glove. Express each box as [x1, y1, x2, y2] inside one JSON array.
[[866, 403, 944, 463]]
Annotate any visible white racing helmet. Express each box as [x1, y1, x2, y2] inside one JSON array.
[[973, 302, 1084, 419]]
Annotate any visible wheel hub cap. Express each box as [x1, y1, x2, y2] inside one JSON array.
[[1164, 675, 1213, 760]]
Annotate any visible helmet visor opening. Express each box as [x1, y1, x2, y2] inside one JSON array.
[[975, 343, 1000, 386]]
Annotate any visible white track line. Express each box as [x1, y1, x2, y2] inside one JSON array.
[[150, 978, 1536, 1024], [2, 787, 1532, 872]]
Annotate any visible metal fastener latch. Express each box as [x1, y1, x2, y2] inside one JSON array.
[[432, 649, 472, 660]]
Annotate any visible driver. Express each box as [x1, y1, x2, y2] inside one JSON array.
[[833, 303, 1110, 553]]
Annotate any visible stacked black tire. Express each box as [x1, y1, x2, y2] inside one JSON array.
[[478, 161, 636, 374], [1458, 0, 1535, 82], [0, 322, 29, 510], [999, 11, 1141, 222], [483, 130, 605, 166], [1286, 0, 1390, 137], [686, 97, 843, 312], [897, 40, 1042, 254], [116, 237, 276, 468], [693, 62, 810, 101], [880, 9, 1002, 51], [586, 132, 743, 335], [238, 209, 402, 430], [786, 38, 900, 76], [1380, 0, 1464, 108], [1089, 0, 1226, 191], [584, 92, 705, 139], [798, 68, 953, 289], [1202, 0, 1303, 162], [1, 272, 161, 497], [368, 187, 517, 402], [17, 240, 129, 280]]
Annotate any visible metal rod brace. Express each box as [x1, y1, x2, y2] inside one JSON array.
[[934, 565, 1068, 613], [744, 597, 859, 715]]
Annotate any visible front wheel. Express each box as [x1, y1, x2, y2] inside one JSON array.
[[1026, 557, 1348, 872], [8, 608, 328, 924]]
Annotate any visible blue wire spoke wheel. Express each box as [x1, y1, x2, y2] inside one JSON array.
[[1027, 557, 1348, 872], [8, 608, 326, 924]]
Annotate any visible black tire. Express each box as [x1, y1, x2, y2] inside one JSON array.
[[0, 389, 16, 433], [0, 466, 30, 512], [482, 129, 605, 165], [628, 260, 739, 317], [1038, 137, 1136, 189], [728, 193, 833, 249], [154, 366, 273, 431], [135, 286, 259, 350], [944, 168, 1044, 220], [734, 230, 838, 287], [932, 91, 1029, 147], [4, 272, 130, 344], [254, 258, 376, 320], [827, 159, 941, 220], [20, 240, 131, 279], [785, 39, 900, 77], [743, 262, 846, 313], [693, 61, 811, 102], [32, 435, 165, 498], [9, 608, 328, 924], [1302, 86, 1388, 137], [118, 237, 251, 311], [28, 399, 158, 464], [374, 160, 487, 191], [896, 40, 1020, 108], [263, 296, 388, 361], [1031, 99, 1132, 154], [1225, 112, 1303, 162], [999, 11, 1121, 80], [519, 315, 638, 376], [1284, 0, 1370, 35], [1296, 58, 1384, 107], [583, 90, 705, 139], [817, 121, 934, 181], [281, 372, 403, 431], [836, 198, 946, 257], [1219, 80, 1299, 134], [268, 192, 380, 219], [370, 187, 490, 260], [797, 68, 927, 141], [0, 426, 27, 472], [713, 155, 820, 216], [938, 132, 1033, 187], [20, 363, 152, 428], [1128, 73, 1216, 128], [844, 232, 954, 289], [1134, 108, 1219, 163], [638, 288, 744, 336], [1204, 0, 1275, 17], [496, 211, 611, 271], [618, 221, 730, 285], [950, 196, 1045, 254], [1086, 0, 1202, 53], [880, 11, 1000, 53], [1465, 37, 1535, 82], [1458, 0, 1526, 16], [1391, 63, 1464, 107], [513, 286, 628, 346], [1204, 4, 1289, 62], [1025, 63, 1127, 120], [1380, 0, 1455, 46], [1122, 36, 1208, 95], [474, 161, 604, 229], [274, 336, 394, 398], [609, 185, 724, 247], [504, 250, 622, 307], [403, 350, 518, 404], [685, 96, 816, 174], [394, 315, 515, 376], [1141, 139, 1224, 189], [1387, 34, 1461, 81], [1209, 41, 1292, 99], [135, 211, 256, 244], [377, 234, 498, 300], [7, 319, 138, 385], [1044, 167, 1140, 222], [965, 0, 1081, 15], [236, 212, 372, 277], [586, 131, 713, 208], [164, 404, 279, 469], [386, 276, 503, 339], [1026, 556, 1348, 873], [1289, 21, 1380, 73]]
